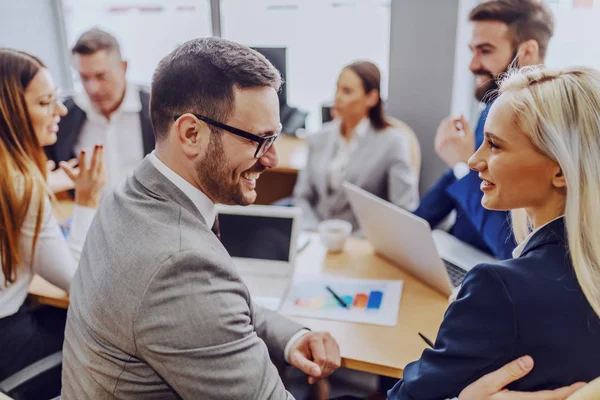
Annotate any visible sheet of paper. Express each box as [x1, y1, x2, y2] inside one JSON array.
[[279, 276, 403, 326]]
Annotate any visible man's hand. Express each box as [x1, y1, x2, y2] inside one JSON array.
[[434, 115, 475, 168], [459, 356, 585, 400], [47, 159, 78, 193], [287, 331, 341, 384]]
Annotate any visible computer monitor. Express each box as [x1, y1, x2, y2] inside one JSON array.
[[251, 47, 287, 106]]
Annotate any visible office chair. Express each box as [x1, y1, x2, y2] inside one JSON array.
[[386, 116, 422, 179], [0, 351, 62, 400], [280, 103, 308, 135]]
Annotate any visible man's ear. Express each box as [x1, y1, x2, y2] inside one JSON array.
[[517, 40, 540, 66], [174, 114, 209, 157]]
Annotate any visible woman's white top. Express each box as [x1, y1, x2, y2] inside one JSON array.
[[0, 181, 95, 319], [327, 118, 370, 192]]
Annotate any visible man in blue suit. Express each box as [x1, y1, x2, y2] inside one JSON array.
[[414, 0, 554, 260]]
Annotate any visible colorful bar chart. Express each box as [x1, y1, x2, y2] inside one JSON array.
[[280, 276, 404, 326], [294, 290, 384, 311]]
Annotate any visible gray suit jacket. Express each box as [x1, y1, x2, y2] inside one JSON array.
[[62, 157, 303, 399], [293, 120, 419, 231]]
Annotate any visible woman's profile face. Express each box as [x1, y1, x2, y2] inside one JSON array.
[[24, 68, 67, 147], [468, 93, 562, 214], [333, 68, 374, 123]]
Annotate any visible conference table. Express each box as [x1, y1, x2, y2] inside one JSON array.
[[29, 218, 448, 379], [30, 136, 449, 378]]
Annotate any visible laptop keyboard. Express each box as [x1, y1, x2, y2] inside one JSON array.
[[443, 259, 467, 288]]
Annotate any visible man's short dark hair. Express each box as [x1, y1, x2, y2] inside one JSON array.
[[150, 37, 282, 141], [469, 0, 554, 61], [72, 28, 122, 57]]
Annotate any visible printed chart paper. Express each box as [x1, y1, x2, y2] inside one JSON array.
[[280, 276, 403, 326]]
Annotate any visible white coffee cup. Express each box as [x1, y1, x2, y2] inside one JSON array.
[[317, 219, 353, 253]]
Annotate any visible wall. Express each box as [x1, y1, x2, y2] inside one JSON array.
[[221, 0, 391, 132], [387, 0, 460, 193], [545, 2, 600, 69], [62, 0, 213, 90], [450, 0, 479, 118], [0, 0, 72, 91]]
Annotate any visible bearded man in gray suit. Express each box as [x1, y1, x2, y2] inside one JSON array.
[[61, 37, 340, 399]]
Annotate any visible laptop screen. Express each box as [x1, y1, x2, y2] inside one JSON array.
[[218, 214, 293, 262]]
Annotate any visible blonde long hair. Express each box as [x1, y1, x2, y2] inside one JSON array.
[[499, 66, 600, 317], [0, 49, 50, 286]]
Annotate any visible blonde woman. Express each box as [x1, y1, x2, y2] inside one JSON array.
[[388, 66, 600, 399], [0, 49, 105, 381]]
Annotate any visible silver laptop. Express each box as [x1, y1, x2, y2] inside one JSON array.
[[215, 204, 302, 309], [343, 182, 497, 295]]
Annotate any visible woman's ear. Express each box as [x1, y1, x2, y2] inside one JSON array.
[[366, 89, 379, 109], [552, 166, 567, 189]]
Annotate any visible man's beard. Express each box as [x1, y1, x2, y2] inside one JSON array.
[[473, 52, 518, 103], [195, 133, 265, 206], [474, 71, 500, 103]]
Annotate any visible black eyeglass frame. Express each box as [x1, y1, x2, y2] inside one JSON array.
[[173, 114, 282, 158]]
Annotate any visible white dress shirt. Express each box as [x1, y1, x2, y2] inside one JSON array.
[[148, 152, 308, 360], [327, 118, 369, 192], [74, 84, 145, 192], [0, 177, 95, 319]]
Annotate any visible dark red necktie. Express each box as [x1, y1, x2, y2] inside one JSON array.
[[211, 215, 221, 241]]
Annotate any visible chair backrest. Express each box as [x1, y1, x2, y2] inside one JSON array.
[[567, 377, 600, 400], [387, 116, 421, 179], [0, 351, 62, 399]]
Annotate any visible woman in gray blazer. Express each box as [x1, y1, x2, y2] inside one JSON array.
[[293, 61, 419, 231]]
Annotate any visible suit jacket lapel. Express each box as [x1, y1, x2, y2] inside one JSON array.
[[520, 217, 566, 257], [315, 127, 339, 200], [56, 98, 87, 161]]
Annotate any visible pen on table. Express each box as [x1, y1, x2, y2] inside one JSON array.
[[418, 332, 434, 348], [325, 285, 349, 309]]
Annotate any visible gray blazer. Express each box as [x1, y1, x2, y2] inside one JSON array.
[[62, 157, 303, 399], [293, 120, 419, 231]]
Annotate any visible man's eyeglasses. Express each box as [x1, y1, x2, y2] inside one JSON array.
[[173, 114, 282, 158]]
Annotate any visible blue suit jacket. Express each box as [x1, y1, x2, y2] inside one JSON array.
[[389, 218, 600, 399], [414, 104, 515, 259]]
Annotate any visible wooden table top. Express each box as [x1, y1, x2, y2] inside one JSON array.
[[28, 230, 448, 378]]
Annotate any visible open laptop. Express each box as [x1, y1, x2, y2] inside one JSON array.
[[343, 182, 497, 296], [215, 204, 302, 310]]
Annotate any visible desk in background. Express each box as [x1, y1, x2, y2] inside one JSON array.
[[255, 135, 307, 205], [28, 229, 448, 378]]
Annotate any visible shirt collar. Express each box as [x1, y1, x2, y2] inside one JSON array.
[[74, 83, 142, 118], [335, 117, 370, 143], [512, 215, 564, 258], [148, 151, 215, 226], [354, 118, 370, 138]]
